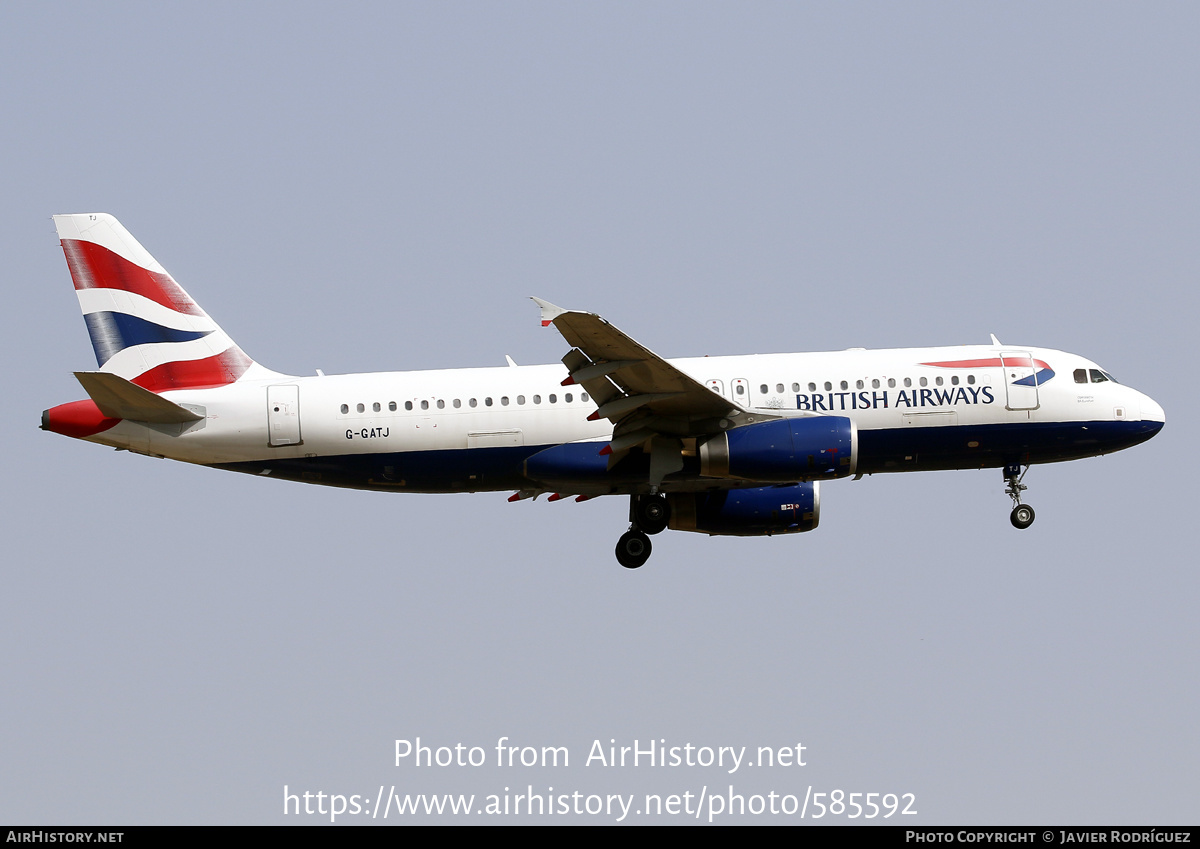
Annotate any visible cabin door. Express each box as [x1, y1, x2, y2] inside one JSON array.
[[267, 384, 303, 446], [1000, 352, 1040, 411]]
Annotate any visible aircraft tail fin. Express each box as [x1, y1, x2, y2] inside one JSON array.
[[53, 213, 261, 392]]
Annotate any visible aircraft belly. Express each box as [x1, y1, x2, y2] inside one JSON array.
[[856, 419, 1164, 474], [212, 445, 539, 493]]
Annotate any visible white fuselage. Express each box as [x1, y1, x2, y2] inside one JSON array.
[[81, 343, 1164, 493]]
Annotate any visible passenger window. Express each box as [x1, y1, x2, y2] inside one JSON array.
[[887, 378, 895, 388], [951, 376, 959, 386], [776, 383, 784, 393], [373, 402, 381, 412], [792, 383, 800, 392], [565, 393, 573, 402], [967, 375, 975, 385], [437, 399, 445, 409], [356, 403, 365, 413], [919, 377, 927, 387], [340, 404, 349, 414], [485, 397, 493, 406], [840, 380, 848, 390], [405, 401, 413, 411], [389, 402, 397, 412], [581, 393, 589, 402], [549, 394, 557, 403], [500, 396, 509, 406], [904, 378, 912, 388], [469, 398, 477, 408], [856, 380, 864, 390], [453, 399, 461, 409], [809, 382, 816, 392], [421, 400, 429, 410], [824, 382, 831, 391], [760, 384, 768, 394], [935, 376, 944, 386], [517, 395, 525, 405], [873, 379, 881, 389], [533, 395, 541, 404]]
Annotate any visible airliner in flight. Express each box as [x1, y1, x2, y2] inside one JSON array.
[[42, 214, 1165, 568]]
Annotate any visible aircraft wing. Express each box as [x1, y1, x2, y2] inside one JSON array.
[[533, 299, 781, 469]]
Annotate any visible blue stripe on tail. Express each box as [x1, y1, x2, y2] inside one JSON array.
[[83, 312, 213, 367]]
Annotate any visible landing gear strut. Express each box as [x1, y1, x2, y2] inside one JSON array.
[[615, 494, 672, 568], [1004, 463, 1035, 530], [631, 493, 670, 535]]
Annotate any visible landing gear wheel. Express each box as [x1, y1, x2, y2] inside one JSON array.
[[615, 530, 652, 569], [1010, 504, 1035, 530], [1004, 463, 1035, 530], [633, 494, 670, 535]]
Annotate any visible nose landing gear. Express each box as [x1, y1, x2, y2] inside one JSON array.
[[1004, 463, 1035, 529], [615, 493, 671, 568]]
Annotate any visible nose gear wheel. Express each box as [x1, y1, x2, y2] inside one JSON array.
[[1004, 463, 1035, 530]]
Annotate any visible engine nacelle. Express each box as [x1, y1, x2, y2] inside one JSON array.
[[667, 483, 820, 536], [699, 416, 856, 482]]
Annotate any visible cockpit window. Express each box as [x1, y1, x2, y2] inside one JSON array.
[[1074, 368, 1088, 384], [1089, 369, 1108, 384]]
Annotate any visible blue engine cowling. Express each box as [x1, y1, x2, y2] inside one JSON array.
[[667, 482, 820, 536], [699, 416, 856, 482]]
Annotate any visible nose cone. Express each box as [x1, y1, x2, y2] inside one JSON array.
[[1137, 393, 1165, 443]]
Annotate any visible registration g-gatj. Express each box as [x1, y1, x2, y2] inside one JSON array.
[[43, 214, 1164, 568]]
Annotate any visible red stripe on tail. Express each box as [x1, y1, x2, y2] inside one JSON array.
[[61, 239, 205, 317], [132, 348, 253, 392]]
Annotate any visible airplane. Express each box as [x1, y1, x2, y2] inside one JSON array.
[[42, 213, 1165, 568]]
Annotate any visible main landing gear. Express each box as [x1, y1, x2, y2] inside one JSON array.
[[1004, 463, 1036, 530], [615, 493, 670, 569]]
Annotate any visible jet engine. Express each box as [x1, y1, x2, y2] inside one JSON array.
[[699, 416, 856, 482], [667, 482, 820, 536]]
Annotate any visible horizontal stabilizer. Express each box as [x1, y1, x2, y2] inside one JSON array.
[[73, 371, 204, 423]]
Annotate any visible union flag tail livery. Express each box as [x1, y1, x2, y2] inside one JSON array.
[[54, 213, 261, 391], [42, 214, 1165, 569]]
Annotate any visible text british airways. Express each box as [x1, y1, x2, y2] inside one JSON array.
[[794, 387, 996, 412]]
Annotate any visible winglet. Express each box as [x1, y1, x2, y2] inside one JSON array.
[[531, 297, 568, 327]]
